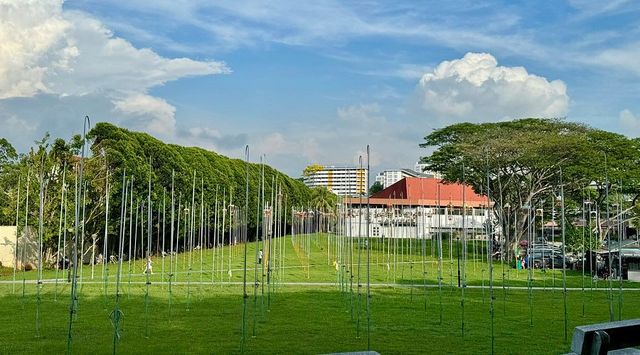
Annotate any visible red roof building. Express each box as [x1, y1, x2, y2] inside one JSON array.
[[345, 177, 489, 208]]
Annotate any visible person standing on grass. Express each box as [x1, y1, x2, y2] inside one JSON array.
[[145, 257, 153, 275], [258, 249, 263, 264]]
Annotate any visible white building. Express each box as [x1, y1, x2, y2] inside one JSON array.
[[342, 177, 492, 239], [374, 162, 443, 190], [303, 165, 368, 196], [375, 168, 428, 189], [414, 162, 442, 179]]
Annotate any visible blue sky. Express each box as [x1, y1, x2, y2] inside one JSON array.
[[1, 0, 640, 177]]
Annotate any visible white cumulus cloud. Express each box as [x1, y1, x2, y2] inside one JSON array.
[[619, 109, 640, 137], [0, 0, 232, 152], [0, 0, 71, 98], [0, 0, 228, 99], [113, 94, 176, 136], [416, 52, 569, 123]]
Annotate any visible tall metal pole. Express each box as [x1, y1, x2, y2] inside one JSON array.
[[581, 193, 586, 317], [67, 115, 90, 355], [461, 163, 466, 338], [55, 166, 65, 300], [486, 154, 495, 355], [13, 176, 20, 294], [144, 159, 152, 337], [162, 188, 166, 287], [617, 182, 623, 321], [22, 168, 31, 302], [112, 171, 127, 354], [604, 153, 614, 322], [102, 166, 109, 302], [241, 145, 249, 353], [253, 156, 261, 337], [356, 155, 363, 339], [437, 182, 443, 325], [366, 145, 371, 350], [169, 171, 175, 309], [560, 168, 568, 342], [36, 150, 46, 338]]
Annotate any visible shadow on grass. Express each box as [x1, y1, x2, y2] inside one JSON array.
[[2, 282, 638, 354]]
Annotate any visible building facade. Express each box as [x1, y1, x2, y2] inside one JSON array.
[[303, 165, 368, 196], [342, 177, 492, 239], [414, 162, 442, 179], [374, 162, 442, 189], [375, 168, 432, 189]]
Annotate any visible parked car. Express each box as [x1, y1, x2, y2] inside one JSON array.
[[527, 249, 570, 269]]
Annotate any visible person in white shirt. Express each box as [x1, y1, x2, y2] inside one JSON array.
[[145, 257, 153, 275]]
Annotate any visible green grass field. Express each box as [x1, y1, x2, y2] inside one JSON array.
[[1, 233, 638, 354]]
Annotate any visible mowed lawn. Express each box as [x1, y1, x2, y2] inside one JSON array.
[[1, 234, 639, 354]]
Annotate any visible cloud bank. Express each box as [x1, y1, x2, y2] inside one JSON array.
[[416, 52, 569, 124], [0, 0, 231, 149]]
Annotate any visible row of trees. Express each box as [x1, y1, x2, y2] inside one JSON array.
[[0, 123, 317, 263], [420, 118, 640, 255]]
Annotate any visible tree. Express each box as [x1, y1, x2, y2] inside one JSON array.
[[310, 187, 336, 212], [0, 138, 19, 225], [420, 118, 640, 257], [0, 122, 314, 266], [310, 187, 337, 233], [369, 181, 383, 195], [0, 138, 17, 170], [88, 122, 313, 232]]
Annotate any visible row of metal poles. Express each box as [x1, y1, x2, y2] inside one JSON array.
[[7, 128, 631, 354], [9, 128, 294, 354]]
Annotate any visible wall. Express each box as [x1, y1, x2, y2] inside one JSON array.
[[0, 226, 17, 268]]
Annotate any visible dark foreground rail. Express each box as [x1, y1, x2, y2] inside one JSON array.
[[568, 319, 640, 354]]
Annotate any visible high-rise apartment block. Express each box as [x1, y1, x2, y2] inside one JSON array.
[[303, 165, 368, 196]]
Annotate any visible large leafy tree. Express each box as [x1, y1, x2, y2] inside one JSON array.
[[88, 122, 312, 236], [0, 138, 17, 169], [0, 133, 89, 259], [0, 138, 19, 225], [420, 118, 640, 256]]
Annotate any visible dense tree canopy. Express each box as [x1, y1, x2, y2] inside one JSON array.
[[89, 122, 312, 230], [420, 118, 640, 254], [0, 122, 313, 262]]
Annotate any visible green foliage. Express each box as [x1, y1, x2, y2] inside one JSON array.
[[88, 122, 312, 231], [565, 226, 602, 253], [369, 181, 383, 195], [0, 138, 17, 168], [0, 132, 85, 255], [420, 118, 640, 252], [0, 138, 19, 225], [310, 187, 336, 212], [0, 123, 311, 263]]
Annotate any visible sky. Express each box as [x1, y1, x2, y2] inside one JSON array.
[[1, 0, 640, 178]]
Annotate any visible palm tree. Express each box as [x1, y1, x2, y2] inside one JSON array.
[[311, 187, 337, 232]]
